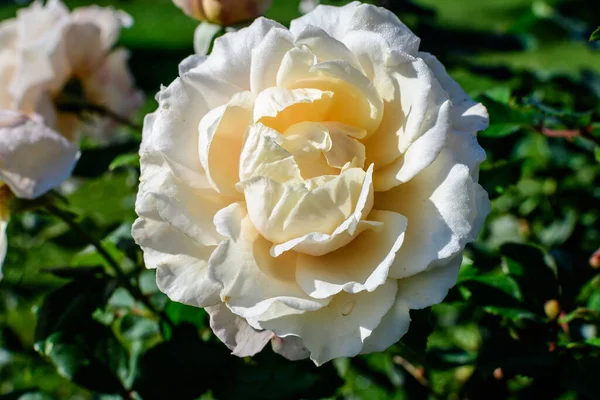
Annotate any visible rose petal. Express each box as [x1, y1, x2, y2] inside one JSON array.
[[198, 91, 254, 196], [271, 335, 310, 361], [250, 27, 294, 94], [296, 209, 407, 299], [208, 202, 329, 320], [0, 111, 79, 199], [376, 147, 490, 279], [206, 303, 273, 357], [290, 2, 420, 56], [259, 279, 398, 366]]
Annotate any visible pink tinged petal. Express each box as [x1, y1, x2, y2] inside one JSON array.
[[250, 27, 294, 94], [208, 202, 329, 320], [269, 164, 374, 257], [259, 279, 398, 366], [0, 111, 79, 199], [206, 303, 273, 357], [271, 335, 310, 361], [64, 23, 105, 77], [198, 17, 286, 90], [376, 148, 490, 280], [295, 209, 407, 299], [238, 123, 303, 184], [198, 91, 254, 196], [290, 2, 420, 56]]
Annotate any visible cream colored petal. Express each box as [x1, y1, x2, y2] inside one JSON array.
[[198, 91, 253, 196], [271, 335, 310, 361], [361, 294, 410, 354], [238, 123, 303, 184], [259, 279, 398, 366], [397, 254, 462, 309], [206, 303, 273, 357], [376, 148, 490, 280], [250, 27, 294, 94], [208, 202, 328, 320], [322, 122, 366, 169], [254, 87, 334, 133], [293, 24, 364, 73], [137, 153, 231, 247], [290, 2, 420, 56], [0, 111, 79, 199], [132, 193, 222, 308], [241, 167, 368, 244], [269, 164, 374, 257], [64, 23, 105, 77], [295, 210, 407, 299], [277, 52, 383, 136]]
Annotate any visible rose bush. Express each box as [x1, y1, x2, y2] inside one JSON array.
[[0, 0, 142, 142], [133, 1, 490, 365]]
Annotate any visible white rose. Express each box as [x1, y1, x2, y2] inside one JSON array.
[[0, 0, 143, 141], [0, 183, 9, 275], [133, 2, 490, 365]]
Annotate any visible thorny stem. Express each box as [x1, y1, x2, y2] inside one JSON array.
[[45, 205, 174, 330], [536, 123, 600, 147]]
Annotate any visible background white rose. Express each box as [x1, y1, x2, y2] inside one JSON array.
[[133, 2, 490, 365], [0, 0, 142, 141]]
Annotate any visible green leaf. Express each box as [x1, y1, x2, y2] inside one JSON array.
[[478, 95, 534, 138], [595, 146, 600, 162], [459, 274, 524, 308], [426, 347, 477, 370], [34, 276, 127, 394], [108, 153, 140, 171], [591, 27, 600, 41], [482, 306, 542, 322]]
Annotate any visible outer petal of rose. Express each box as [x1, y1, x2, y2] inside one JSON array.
[[208, 202, 329, 320], [83, 49, 144, 122], [376, 148, 490, 280], [241, 167, 369, 244], [289, 2, 420, 57], [0, 111, 79, 199], [295, 209, 407, 299], [198, 17, 286, 91], [206, 303, 273, 357], [271, 335, 310, 361], [250, 27, 294, 94], [361, 255, 462, 354], [269, 163, 374, 257], [198, 91, 253, 196], [64, 23, 105, 76], [133, 184, 222, 307], [140, 69, 239, 188], [10, 0, 71, 111], [71, 6, 133, 51], [259, 279, 397, 366], [137, 153, 230, 247], [238, 123, 303, 184]]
